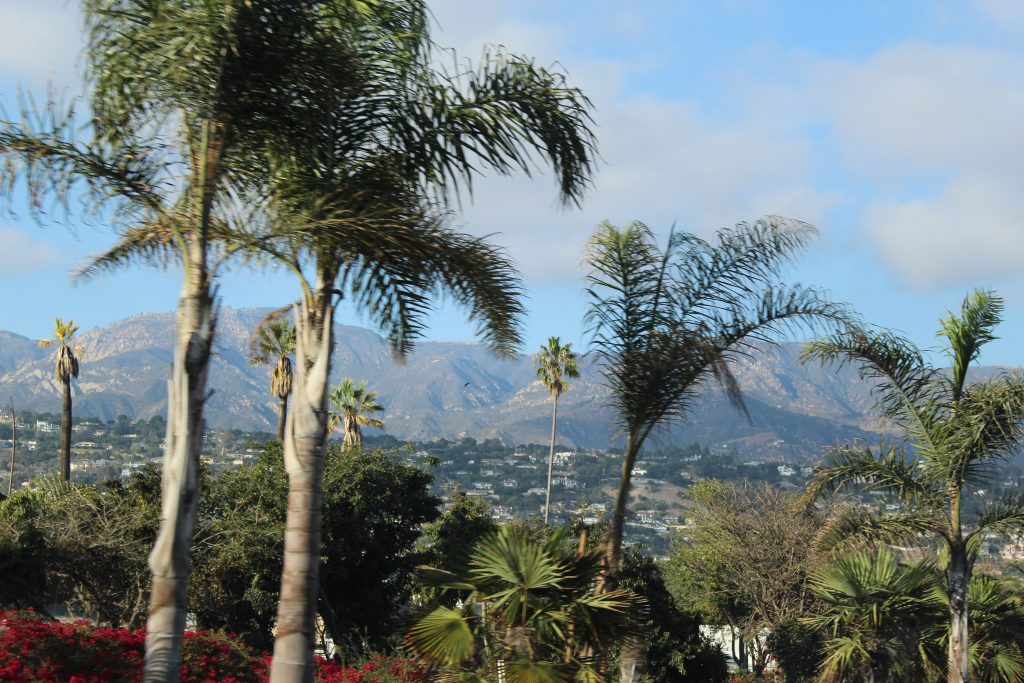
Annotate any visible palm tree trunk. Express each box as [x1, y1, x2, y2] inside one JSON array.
[[605, 430, 652, 683], [60, 375, 72, 482], [543, 394, 558, 525], [948, 542, 970, 683], [8, 404, 16, 497], [277, 395, 288, 442], [271, 292, 334, 683], [144, 281, 215, 683], [605, 431, 640, 579], [342, 416, 360, 450]]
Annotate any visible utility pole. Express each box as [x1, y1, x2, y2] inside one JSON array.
[[7, 400, 15, 497]]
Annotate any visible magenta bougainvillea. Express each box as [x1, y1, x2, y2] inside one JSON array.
[[0, 611, 424, 683]]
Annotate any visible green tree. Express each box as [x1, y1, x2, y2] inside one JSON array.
[[249, 317, 296, 442], [194, 442, 440, 656], [0, 475, 159, 628], [535, 337, 580, 525], [583, 219, 845, 681], [667, 481, 824, 675], [257, 5, 595, 678], [0, 2, 361, 677], [407, 526, 645, 682], [419, 492, 498, 579], [38, 318, 81, 482], [617, 546, 728, 683], [803, 289, 1024, 683], [328, 379, 385, 450]]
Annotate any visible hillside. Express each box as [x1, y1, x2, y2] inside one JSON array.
[[2, 308, 1015, 460]]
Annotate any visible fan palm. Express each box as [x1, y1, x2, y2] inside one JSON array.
[[250, 318, 296, 441], [407, 526, 646, 682], [327, 379, 384, 449], [802, 289, 1024, 683], [536, 337, 580, 525], [804, 550, 940, 683], [38, 318, 81, 483], [963, 576, 1024, 683], [0, 3, 392, 680], [254, 5, 595, 679]]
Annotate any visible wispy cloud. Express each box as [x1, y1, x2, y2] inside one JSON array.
[[0, 227, 60, 273]]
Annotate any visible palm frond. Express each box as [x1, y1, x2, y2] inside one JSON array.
[[801, 327, 949, 455], [940, 374, 1024, 488], [805, 444, 943, 510], [276, 199, 525, 358], [815, 506, 946, 552], [0, 99, 166, 220], [585, 219, 847, 440], [939, 289, 1003, 402], [398, 46, 596, 207], [970, 495, 1024, 542], [406, 605, 476, 666]]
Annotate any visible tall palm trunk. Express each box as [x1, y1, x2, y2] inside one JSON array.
[[605, 430, 651, 683], [144, 279, 215, 683], [8, 405, 16, 497], [277, 395, 289, 442], [948, 541, 970, 683], [543, 394, 558, 525], [605, 431, 640, 579], [271, 288, 334, 683], [60, 376, 71, 482]]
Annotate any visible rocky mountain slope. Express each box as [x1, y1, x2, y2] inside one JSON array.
[[2, 308, 1015, 459]]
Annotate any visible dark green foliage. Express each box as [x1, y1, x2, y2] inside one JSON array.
[[617, 547, 728, 683], [0, 476, 158, 628], [0, 444, 439, 652], [190, 442, 440, 652], [318, 446, 440, 651], [420, 492, 497, 575], [767, 617, 824, 683]]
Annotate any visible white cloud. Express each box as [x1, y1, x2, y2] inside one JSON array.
[[808, 43, 1024, 178], [0, 227, 60, 273], [767, 41, 1024, 291], [865, 172, 1024, 289]]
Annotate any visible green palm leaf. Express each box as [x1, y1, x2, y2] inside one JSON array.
[[406, 605, 476, 666]]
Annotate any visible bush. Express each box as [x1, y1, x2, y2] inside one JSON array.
[[0, 611, 425, 683]]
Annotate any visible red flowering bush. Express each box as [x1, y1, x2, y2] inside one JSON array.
[[0, 611, 424, 683], [315, 654, 426, 683], [0, 610, 261, 682]]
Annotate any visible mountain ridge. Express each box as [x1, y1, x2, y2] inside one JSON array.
[[2, 308, 1017, 459]]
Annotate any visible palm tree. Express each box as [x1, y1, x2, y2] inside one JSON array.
[[804, 550, 940, 683], [536, 337, 580, 525], [584, 219, 845, 577], [38, 318, 81, 483], [802, 289, 1024, 683], [250, 318, 296, 441], [327, 379, 384, 449], [964, 576, 1024, 683], [406, 526, 646, 682], [254, 6, 595, 679], [0, 3, 387, 680], [584, 219, 845, 681]]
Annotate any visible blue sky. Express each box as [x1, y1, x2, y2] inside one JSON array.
[[2, 0, 1024, 365]]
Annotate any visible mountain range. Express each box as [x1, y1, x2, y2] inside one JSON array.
[[2, 308, 1016, 460]]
